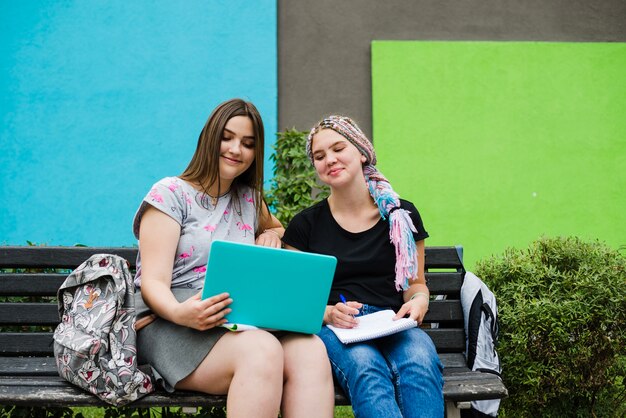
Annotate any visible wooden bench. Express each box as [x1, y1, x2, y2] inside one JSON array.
[[0, 246, 507, 417]]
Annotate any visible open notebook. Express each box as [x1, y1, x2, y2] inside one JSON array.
[[326, 309, 417, 344], [202, 240, 337, 334]]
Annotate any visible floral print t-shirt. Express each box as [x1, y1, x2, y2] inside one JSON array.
[[133, 176, 258, 289]]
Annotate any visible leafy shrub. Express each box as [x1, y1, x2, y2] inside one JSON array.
[[475, 236, 626, 417], [266, 129, 328, 225]]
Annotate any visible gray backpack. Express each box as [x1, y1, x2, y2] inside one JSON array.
[[461, 271, 502, 417], [53, 254, 154, 405]]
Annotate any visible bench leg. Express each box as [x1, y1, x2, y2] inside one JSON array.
[[445, 401, 471, 418], [445, 401, 460, 418]]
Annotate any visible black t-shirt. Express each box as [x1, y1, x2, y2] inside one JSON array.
[[282, 199, 429, 311]]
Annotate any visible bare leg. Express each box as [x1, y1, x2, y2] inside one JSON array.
[[280, 334, 334, 418], [176, 330, 283, 418]]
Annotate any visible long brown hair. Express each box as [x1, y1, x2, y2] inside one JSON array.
[[180, 98, 265, 221]]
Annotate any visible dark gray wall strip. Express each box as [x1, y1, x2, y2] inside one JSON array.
[[278, 0, 626, 138]]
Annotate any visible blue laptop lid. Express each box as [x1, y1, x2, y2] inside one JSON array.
[[201, 240, 337, 334]]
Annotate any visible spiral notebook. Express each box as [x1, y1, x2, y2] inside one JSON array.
[[326, 309, 417, 344]]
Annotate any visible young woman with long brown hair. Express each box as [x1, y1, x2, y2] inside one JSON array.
[[133, 99, 334, 418]]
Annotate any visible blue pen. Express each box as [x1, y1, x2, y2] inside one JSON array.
[[340, 294, 355, 318]]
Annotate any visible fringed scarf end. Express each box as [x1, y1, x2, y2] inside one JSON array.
[[389, 208, 419, 291]]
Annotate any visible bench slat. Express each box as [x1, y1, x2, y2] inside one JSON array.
[[0, 353, 473, 377], [0, 303, 59, 325], [442, 371, 508, 401], [0, 274, 67, 296], [0, 328, 466, 356], [0, 272, 463, 297], [428, 328, 466, 352], [0, 300, 463, 326], [0, 357, 60, 376], [0, 247, 138, 269], [0, 370, 506, 408], [0, 246, 463, 270], [425, 272, 463, 295], [0, 375, 348, 407], [0, 333, 55, 356], [424, 247, 463, 269], [0, 376, 228, 407], [424, 300, 463, 324]]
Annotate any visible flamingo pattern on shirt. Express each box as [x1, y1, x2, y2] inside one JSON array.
[[133, 177, 259, 289], [236, 222, 253, 237]]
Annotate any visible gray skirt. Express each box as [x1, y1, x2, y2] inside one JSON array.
[[135, 288, 228, 392]]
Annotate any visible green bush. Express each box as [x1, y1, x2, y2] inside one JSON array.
[[266, 129, 328, 225], [475, 236, 626, 417]]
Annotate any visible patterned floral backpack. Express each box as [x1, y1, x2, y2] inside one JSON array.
[[53, 253, 154, 405]]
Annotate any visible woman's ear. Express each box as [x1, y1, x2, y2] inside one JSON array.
[[360, 154, 367, 164]]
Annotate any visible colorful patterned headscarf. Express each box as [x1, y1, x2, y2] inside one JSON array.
[[307, 115, 418, 291]]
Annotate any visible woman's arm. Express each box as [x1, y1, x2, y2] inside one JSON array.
[[138, 206, 232, 330], [395, 240, 430, 324], [255, 201, 284, 248]]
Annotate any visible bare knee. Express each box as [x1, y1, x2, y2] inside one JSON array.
[[283, 335, 331, 380], [176, 330, 284, 395], [219, 331, 285, 416], [236, 330, 284, 376], [281, 335, 334, 418]]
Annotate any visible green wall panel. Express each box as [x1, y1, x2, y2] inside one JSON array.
[[372, 41, 626, 268]]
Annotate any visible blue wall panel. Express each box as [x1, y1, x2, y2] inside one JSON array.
[[1, 1, 277, 246]]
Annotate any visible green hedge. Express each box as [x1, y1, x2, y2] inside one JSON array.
[[475, 236, 626, 417]]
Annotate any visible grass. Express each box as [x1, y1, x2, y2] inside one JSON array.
[[71, 406, 355, 417], [334, 406, 355, 417]]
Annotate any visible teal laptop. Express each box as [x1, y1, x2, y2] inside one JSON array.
[[201, 240, 337, 334]]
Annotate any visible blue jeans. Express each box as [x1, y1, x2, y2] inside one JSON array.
[[319, 305, 444, 418]]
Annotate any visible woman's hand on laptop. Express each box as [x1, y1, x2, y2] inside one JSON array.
[[256, 228, 283, 248], [174, 291, 233, 331], [256, 207, 284, 248]]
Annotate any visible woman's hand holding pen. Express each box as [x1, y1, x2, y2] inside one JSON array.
[[174, 291, 233, 331], [324, 296, 362, 329]]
